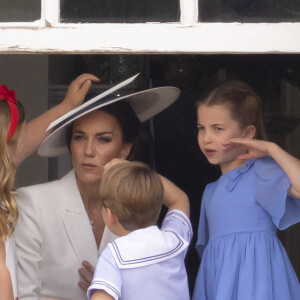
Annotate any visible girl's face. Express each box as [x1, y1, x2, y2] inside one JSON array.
[[197, 104, 249, 173], [70, 110, 131, 186]]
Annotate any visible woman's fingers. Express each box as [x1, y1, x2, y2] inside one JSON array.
[[78, 260, 95, 291]]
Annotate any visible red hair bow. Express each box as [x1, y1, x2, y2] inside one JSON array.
[[0, 85, 19, 142]]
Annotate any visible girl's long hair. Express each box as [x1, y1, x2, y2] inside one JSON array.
[[0, 100, 25, 241]]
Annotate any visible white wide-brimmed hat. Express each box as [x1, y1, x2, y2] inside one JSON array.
[[38, 74, 180, 157]]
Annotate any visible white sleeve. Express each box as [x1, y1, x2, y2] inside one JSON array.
[[87, 247, 122, 300], [161, 209, 193, 243], [14, 188, 43, 300]]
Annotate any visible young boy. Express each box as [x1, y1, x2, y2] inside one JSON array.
[[87, 159, 192, 300]]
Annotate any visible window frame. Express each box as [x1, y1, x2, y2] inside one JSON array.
[[0, 0, 299, 54]]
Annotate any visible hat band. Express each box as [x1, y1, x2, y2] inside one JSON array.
[[0, 85, 19, 142]]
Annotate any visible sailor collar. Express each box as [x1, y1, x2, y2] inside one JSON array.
[[108, 225, 189, 269]]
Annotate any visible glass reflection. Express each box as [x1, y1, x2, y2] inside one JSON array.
[[60, 0, 180, 23], [0, 0, 40, 22], [199, 0, 300, 22]]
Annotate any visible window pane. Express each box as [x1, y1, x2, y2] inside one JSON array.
[[199, 0, 300, 22], [60, 0, 180, 23], [0, 0, 41, 22]]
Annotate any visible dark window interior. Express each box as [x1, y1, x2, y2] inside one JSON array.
[[199, 0, 300, 22], [49, 54, 300, 294], [0, 0, 41, 22], [60, 0, 180, 23]]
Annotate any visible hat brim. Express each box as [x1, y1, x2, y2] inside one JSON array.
[[38, 83, 180, 157]]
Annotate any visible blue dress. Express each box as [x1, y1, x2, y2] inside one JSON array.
[[193, 157, 300, 300]]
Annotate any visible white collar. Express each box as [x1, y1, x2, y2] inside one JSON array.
[[108, 225, 188, 269]]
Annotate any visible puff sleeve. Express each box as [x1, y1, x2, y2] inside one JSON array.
[[161, 209, 192, 244], [254, 156, 300, 230]]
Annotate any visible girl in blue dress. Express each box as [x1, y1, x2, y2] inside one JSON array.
[[193, 80, 300, 300]]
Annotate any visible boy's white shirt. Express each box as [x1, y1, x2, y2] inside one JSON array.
[[108, 222, 189, 269], [88, 210, 192, 300]]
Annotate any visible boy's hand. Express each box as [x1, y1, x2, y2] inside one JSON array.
[[91, 290, 114, 300]]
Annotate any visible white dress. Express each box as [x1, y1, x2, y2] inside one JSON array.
[[5, 234, 18, 299]]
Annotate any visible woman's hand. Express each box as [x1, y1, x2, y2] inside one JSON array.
[[223, 138, 274, 160], [61, 74, 100, 111], [78, 260, 95, 292]]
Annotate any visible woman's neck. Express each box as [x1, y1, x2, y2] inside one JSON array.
[[76, 178, 100, 206], [76, 176, 105, 248]]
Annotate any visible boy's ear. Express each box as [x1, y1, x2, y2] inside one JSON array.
[[106, 208, 119, 226], [243, 125, 256, 139]]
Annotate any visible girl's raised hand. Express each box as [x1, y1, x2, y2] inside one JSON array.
[[223, 138, 272, 160], [62, 73, 100, 111], [16, 73, 101, 166]]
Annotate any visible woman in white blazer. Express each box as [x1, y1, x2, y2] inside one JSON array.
[[15, 168, 118, 300], [14, 75, 180, 300]]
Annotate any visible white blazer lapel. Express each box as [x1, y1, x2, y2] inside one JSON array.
[[59, 170, 99, 265], [98, 226, 119, 255]]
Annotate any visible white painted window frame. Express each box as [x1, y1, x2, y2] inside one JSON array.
[[0, 0, 300, 54]]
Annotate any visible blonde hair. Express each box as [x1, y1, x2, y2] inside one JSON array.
[[100, 161, 163, 231], [0, 100, 25, 241], [197, 81, 268, 140]]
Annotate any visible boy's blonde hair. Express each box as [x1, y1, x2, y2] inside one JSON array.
[[0, 100, 25, 241], [100, 161, 163, 231]]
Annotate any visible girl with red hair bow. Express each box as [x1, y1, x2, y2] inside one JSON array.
[[0, 74, 99, 300]]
